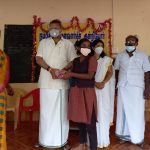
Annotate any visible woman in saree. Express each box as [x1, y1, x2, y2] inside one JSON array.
[[92, 39, 115, 148], [0, 49, 13, 150]]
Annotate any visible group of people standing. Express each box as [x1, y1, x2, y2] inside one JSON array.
[[36, 19, 150, 150], [0, 18, 149, 150], [36, 19, 116, 150]]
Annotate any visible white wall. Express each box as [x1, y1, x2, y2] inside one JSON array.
[[0, 0, 112, 49]]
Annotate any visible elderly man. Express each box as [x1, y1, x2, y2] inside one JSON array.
[[36, 19, 77, 149], [114, 35, 150, 148]]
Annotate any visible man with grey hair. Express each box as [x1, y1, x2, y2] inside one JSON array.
[[36, 19, 77, 149]]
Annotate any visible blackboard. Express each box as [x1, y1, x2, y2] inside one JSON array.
[[4, 25, 40, 83]]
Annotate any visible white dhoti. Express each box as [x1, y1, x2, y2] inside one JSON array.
[[39, 89, 69, 148], [96, 82, 111, 148], [116, 85, 145, 144]]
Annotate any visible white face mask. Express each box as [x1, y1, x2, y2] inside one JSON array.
[[126, 46, 136, 52], [95, 47, 103, 55], [80, 48, 91, 56], [49, 29, 61, 37]]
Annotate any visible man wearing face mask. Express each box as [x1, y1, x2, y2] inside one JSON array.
[[114, 35, 150, 148], [36, 19, 77, 149]]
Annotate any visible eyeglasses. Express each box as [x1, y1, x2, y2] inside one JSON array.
[[125, 42, 136, 46]]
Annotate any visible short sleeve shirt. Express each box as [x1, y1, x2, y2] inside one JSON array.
[[36, 37, 77, 89], [114, 49, 150, 88]]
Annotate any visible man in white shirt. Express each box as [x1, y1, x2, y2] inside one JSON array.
[[36, 19, 77, 149], [114, 35, 150, 148]]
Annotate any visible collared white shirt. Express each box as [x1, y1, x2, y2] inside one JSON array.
[[114, 49, 150, 88], [36, 37, 77, 89]]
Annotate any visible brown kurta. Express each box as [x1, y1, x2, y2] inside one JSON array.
[[68, 56, 97, 124]]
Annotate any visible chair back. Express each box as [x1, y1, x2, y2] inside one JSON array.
[[19, 88, 40, 111]]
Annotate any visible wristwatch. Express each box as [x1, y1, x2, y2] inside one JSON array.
[[47, 66, 51, 71]]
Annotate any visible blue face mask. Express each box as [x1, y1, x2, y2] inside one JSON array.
[[95, 47, 103, 55], [126, 46, 136, 52]]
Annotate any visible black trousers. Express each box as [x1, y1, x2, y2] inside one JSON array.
[[77, 109, 97, 150]]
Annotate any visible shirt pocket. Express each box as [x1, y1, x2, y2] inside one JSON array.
[[120, 58, 128, 68], [57, 45, 68, 61], [53, 46, 68, 68], [134, 58, 143, 68]]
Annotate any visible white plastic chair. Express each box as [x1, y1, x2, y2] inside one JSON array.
[[6, 88, 27, 130]]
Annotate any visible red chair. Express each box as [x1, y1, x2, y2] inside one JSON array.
[[18, 88, 40, 128]]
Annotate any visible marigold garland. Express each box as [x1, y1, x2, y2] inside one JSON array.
[[31, 15, 38, 82]]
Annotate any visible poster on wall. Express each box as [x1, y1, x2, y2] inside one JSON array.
[[31, 16, 112, 81]]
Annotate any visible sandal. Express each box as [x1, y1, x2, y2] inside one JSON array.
[[34, 143, 42, 148], [137, 143, 150, 149], [70, 144, 86, 150], [63, 144, 71, 150], [117, 139, 126, 144]]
